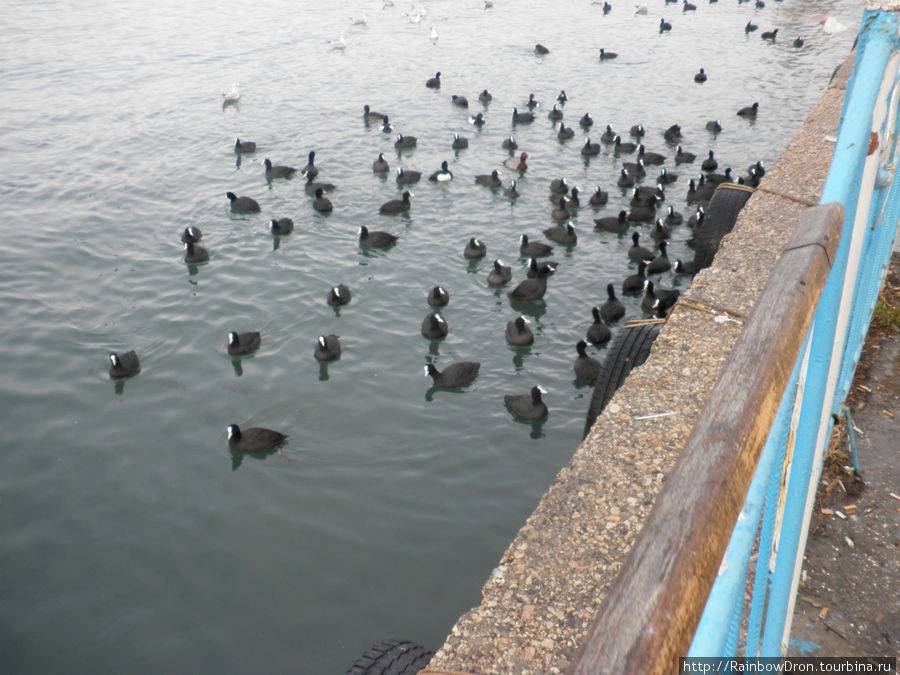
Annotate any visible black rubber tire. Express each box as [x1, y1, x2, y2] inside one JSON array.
[[346, 639, 435, 675], [691, 183, 754, 271], [583, 322, 661, 438]]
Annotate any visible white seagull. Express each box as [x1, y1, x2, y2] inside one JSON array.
[[222, 83, 240, 104], [823, 16, 847, 34]]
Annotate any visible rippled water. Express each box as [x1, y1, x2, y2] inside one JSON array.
[[0, 0, 860, 671]]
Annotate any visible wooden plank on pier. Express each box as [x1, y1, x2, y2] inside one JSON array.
[[571, 202, 844, 674]]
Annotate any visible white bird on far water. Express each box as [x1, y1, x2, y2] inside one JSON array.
[[429, 26, 438, 43], [222, 83, 240, 104], [329, 35, 347, 50], [351, 13, 367, 25], [823, 15, 847, 34]]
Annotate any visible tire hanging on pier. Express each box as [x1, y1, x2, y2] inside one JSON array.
[[583, 321, 662, 438], [691, 183, 755, 271], [346, 639, 435, 675]]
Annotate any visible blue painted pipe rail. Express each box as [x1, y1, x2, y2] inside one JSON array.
[[690, 7, 900, 658]]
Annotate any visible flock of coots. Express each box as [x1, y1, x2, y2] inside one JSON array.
[[107, 0, 791, 462]]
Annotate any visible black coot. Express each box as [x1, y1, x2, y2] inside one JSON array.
[[314, 334, 341, 361], [646, 241, 672, 273], [427, 286, 450, 307], [623, 261, 648, 293], [543, 222, 577, 245], [628, 232, 655, 262], [327, 285, 352, 306], [586, 307, 611, 344], [421, 312, 449, 339], [464, 237, 487, 258], [380, 191, 412, 215], [181, 226, 202, 243], [373, 153, 390, 173], [475, 170, 502, 187], [487, 260, 512, 286], [226, 192, 260, 212], [508, 264, 553, 301], [519, 234, 553, 257], [227, 424, 286, 454], [312, 188, 332, 213], [505, 316, 534, 345], [270, 218, 294, 235], [359, 226, 398, 247], [504, 386, 548, 421], [184, 241, 209, 263], [425, 361, 480, 388], [108, 350, 140, 378], [574, 340, 602, 384], [264, 158, 297, 178], [595, 210, 629, 234], [600, 284, 625, 321], [301, 151, 318, 179], [227, 331, 261, 355]]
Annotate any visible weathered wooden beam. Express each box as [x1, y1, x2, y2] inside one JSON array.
[[571, 202, 844, 674]]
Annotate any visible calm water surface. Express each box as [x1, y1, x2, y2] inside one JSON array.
[[0, 0, 860, 671]]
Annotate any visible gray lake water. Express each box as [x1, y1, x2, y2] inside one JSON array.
[[0, 0, 861, 672]]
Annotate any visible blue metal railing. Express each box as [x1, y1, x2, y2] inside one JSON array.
[[690, 7, 900, 658]]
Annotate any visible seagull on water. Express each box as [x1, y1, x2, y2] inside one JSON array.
[[222, 83, 240, 104], [823, 16, 847, 34]]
